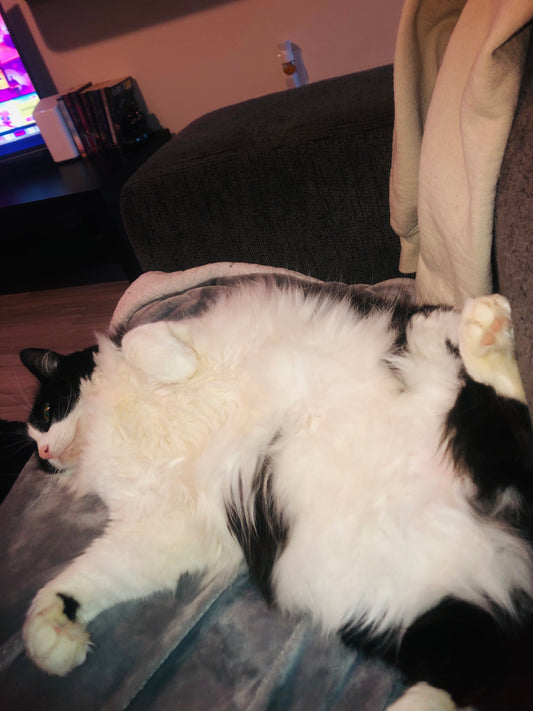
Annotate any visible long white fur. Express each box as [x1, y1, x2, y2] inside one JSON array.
[[23, 286, 533, 708]]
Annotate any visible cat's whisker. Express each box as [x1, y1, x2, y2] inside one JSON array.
[[1, 369, 35, 421], [2, 441, 34, 463], [16, 378, 33, 408], [0, 465, 56, 536]]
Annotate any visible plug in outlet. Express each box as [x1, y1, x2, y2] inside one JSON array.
[[277, 41, 308, 88]]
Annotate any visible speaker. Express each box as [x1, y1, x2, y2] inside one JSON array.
[[33, 95, 79, 162]]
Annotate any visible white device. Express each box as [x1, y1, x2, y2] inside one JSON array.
[[33, 95, 79, 162]]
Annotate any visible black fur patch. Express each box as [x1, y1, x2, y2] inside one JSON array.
[[445, 375, 533, 511], [397, 596, 525, 706], [226, 449, 289, 604], [58, 593, 80, 622]]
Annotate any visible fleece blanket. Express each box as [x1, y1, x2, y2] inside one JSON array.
[[0, 265, 414, 711], [390, 0, 533, 306]]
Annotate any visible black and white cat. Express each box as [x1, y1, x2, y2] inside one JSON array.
[[19, 281, 533, 711]]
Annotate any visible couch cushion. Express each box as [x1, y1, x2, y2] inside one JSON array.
[[120, 65, 401, 286]]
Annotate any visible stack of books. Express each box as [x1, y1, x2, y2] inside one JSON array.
[[57, 77, 150, 157]]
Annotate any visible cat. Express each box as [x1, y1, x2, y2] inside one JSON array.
[[19, 280, 533, 711]]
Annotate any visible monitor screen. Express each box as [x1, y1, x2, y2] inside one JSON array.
[[0, 9, 45, 160]]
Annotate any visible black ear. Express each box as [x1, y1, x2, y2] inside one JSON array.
[[20, 348, 62, 382]]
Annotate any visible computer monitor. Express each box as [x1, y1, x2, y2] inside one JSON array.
[[0, 5, 46, 161]]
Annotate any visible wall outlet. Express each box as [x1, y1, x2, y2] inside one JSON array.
[[277, 41, 308, 89]]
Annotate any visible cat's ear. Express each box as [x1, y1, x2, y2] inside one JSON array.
[[20, 348, 62, 382]]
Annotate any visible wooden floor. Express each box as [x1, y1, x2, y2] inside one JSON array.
[[0, 281, 128, 422]]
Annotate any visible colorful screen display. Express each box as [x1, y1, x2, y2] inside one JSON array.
[[0, 12, 44, 158]]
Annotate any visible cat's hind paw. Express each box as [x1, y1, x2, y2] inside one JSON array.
[[459, 295, 526, 402], [23, 590, 90, 675]]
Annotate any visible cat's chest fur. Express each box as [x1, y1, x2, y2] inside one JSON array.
[[77, 293, 459, 503]]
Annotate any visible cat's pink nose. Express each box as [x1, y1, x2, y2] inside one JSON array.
[[39, 444, 52, 460]]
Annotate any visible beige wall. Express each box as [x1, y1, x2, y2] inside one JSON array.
[[7, 0, 403, 134]]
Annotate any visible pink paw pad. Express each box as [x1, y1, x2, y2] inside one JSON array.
[[480, 315, 507, 346]]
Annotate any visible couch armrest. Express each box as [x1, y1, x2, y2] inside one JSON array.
[[120, 64, 400, 285]]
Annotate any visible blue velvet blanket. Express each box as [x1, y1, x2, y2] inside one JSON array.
[[0, 267, 414, 710]]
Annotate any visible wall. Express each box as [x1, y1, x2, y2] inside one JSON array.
[[6, 0, 403, 134]]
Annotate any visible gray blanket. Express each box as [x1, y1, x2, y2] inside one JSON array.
[[0, 269, 414, 710]]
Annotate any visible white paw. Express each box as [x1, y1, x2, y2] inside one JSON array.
[[387, 682, 459, 711], [122, 321, 199, 383], [23, 590, 90, 676], [461, 295, 512, 357], [459, 295, 525, 402]]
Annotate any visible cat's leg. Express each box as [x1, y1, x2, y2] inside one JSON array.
[[121, 321, 199, 383], [459, 294, 526, 402], [23, 518, 233, 675]]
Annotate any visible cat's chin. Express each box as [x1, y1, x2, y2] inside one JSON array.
[[33, 446, 79, 478], [41, 436, 83, 476], [35, 455, 67, 475], [35, 447, 79, 475], [49, 459, 75, 474], [38, 460, 77, 480]]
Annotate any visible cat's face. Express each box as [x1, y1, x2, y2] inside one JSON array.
[[20, 346, 97, 472]]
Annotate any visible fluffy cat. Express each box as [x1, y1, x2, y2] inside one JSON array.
[[19, 280, 533, 711]]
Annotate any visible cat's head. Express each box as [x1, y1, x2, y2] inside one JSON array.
[[20, 346, 97, 472]]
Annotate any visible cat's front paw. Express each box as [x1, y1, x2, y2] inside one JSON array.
[[459, 295, 525, 402], [23, 589, 90, 675]]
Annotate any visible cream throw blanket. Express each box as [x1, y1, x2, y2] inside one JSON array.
[[390, 0, 533, 306]]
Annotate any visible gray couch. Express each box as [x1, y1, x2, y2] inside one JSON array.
[[120, 64, 401, 288]]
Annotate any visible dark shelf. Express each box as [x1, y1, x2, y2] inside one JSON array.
[[0, 131, 171, 293]]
